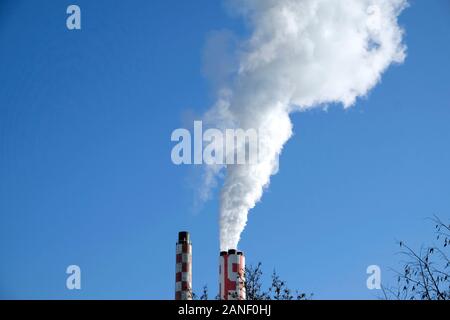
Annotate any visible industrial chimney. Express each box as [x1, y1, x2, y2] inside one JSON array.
[[175, 231, 192, 300], [219, 249, 246, 300]]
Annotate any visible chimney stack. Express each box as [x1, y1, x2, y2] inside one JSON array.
[[175, 231, 192, 300], [219, 249, 246, 300]]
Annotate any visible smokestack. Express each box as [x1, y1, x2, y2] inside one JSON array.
[[175, 231, 192, 300], [219, 249, 246, 300]]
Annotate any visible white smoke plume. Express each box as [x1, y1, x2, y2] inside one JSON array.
[[203, 0, 408, 251]]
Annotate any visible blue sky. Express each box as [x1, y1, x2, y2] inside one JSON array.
[[0, 0, 449, 299]]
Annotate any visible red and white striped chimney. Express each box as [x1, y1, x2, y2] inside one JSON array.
[[219, 249, 246, 300], [175, 231, 192, 300]]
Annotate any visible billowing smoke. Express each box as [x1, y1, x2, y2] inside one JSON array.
[[203, 0, 408, 251]]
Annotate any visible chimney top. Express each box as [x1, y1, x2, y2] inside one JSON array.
[[178, 231, 190, 243]]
